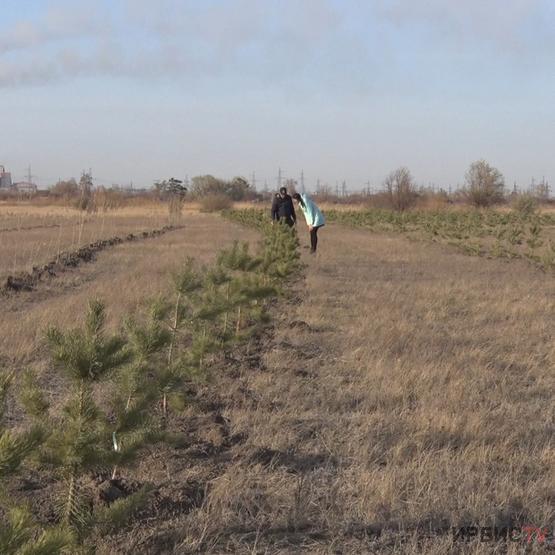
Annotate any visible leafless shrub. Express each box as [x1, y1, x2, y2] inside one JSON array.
[[313, 184, 335, 204], [93, 187, 127, 211], [191, 175, 254, 201], [463, 160, 505, 207], [199, 193, 232, 212], [383, 167, 417, 211], [49, 178, 79, 200]]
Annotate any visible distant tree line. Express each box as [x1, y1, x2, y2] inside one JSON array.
[[312, 160, 551, 211], [46, 173, 259, 213], [153, 175, 257, 202], [25, 164, 552, 214]]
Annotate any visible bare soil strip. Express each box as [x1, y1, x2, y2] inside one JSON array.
[[2, 225, 181, 294]]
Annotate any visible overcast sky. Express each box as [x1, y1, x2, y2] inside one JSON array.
[[1, 0, 554, 191]]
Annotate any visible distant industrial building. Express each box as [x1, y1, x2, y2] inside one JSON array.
[[0, 165, 39, 195], [13, 181, 38, 194], [0, 165, 13, 188]]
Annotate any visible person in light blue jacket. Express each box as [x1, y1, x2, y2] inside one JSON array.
[[292, 193, 325, 253]]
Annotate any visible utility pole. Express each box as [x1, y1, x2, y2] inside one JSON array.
[[341, 180, 347, 197], [316, 178, 321, 195], [251, 171, 257, 191], [300, 169, 305, 193]]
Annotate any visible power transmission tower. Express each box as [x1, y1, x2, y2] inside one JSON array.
[[277, 167, 283, 189], [543, 177, 551, 198], [341, 180, 347, 197], [25, 165, 37, 184], [251, 171, 257, 191], [316, 178, 321, 194], [300, 169, 306, 193]]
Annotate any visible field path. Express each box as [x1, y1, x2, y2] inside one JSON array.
[[194, 222, 554, 552]]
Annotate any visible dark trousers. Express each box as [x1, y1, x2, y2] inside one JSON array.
[[310, 226, 322, 252], [276, 217, 295, 227]]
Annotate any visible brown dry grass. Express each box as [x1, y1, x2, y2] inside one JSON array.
[[1, 211, 553, 553], [0, 213, 257, 363], [166, 223, 553, 553], [0, 204, 196, 280]]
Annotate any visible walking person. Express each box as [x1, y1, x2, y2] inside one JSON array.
[[271, 187, 296, 227], [292, 193, 325, 254]]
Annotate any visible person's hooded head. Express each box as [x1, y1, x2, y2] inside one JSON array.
[[292, 192, 305, 207], [279, 187, 287, 198]]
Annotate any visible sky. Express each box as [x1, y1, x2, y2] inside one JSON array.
[[0, 0, 554, 191]]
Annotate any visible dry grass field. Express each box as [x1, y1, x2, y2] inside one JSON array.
[[1, 204, 553, 553], [0, 204, 176, 282]]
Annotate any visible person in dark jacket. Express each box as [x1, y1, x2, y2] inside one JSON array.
[[271, 187, 296, 227]]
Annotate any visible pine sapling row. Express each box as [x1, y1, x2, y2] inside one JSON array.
[[0, 219, 300, 552]]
